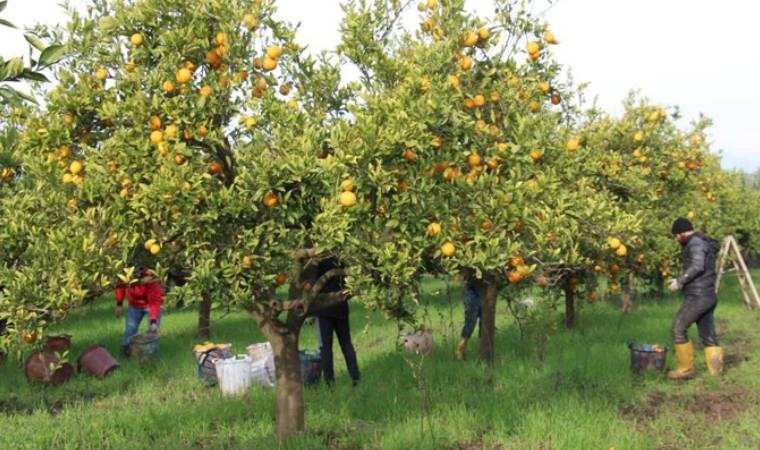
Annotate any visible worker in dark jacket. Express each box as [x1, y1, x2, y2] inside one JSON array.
[[313, 257, 360, 386], [667, 217, 723, 379]]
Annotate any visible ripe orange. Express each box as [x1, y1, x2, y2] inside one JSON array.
[[276, 273, 288, 285], [162, 80, 175, 93], [176, 68, 192, 84], [23, 331, 38, 344], [339, 191, 357, 207], [242, 255, 253, 269], [403, 149, 417, 162], [477, 27, 490, 42], [200, 85, 212, 97], [149, 243, 161, 255], [150, 130, 163, 145], [243, 14, 257, 29], [526, 41, 540, 54], [174, 154, 186, 166], [149, 115, 162, 131], [565, 138, 580, 152], [440, 241, 455, 257], [208, 162, 223, 174], [130, 33, 143, 46], [263, 192, 278, 208], [530, 149, 543, 162], [463, 31, 479, 47], [266, 45, 283, 59], [69, 160, 83, 175], [608, 237, 621, 250], [262, 57, 277, 71], [340, 179, 354, 192], [165, 124, 179, 139], [205, 50, 222, 67], [459, 56, 473, 71], [467, 153, 481, 167], [543, 31, 557, 44], [95, 69, 108, 80], [507, 271, 522, 284], [426, 222, 441, 236], [473, 94, 485, 107]]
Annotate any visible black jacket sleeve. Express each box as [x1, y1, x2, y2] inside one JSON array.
[[678, 238, 707, 287]]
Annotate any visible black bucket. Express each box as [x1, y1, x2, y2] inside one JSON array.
[[628, 343, 668, 374], [299, 350, 321, 386]]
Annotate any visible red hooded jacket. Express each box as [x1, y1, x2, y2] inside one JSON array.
[[115, 277, 164, 323]]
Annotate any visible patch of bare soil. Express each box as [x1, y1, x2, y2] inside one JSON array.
[[683, 389, 756, 422], [620, 390, 667, 421]]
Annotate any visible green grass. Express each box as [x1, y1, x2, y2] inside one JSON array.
[[2, 272, 760, 449]]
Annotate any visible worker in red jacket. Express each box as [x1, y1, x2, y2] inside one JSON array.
[[115, 266, 164, 357]]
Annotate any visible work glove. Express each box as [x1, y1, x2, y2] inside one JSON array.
[[148, 322, 158, 334], [114, 305, 123, 318], [668, 279, 681, 292]]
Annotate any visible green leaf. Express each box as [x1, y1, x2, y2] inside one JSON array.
[[38, 45, 66, 67], [19, 69, 48, 83], [24, 33, 46, 52], [3, 57, 23, 80], [13, 89, 37, 104], [0, 18, 14, 29], [0, 86, 22, 106]]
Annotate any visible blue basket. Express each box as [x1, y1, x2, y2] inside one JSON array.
[[299, 350, 322, 386]]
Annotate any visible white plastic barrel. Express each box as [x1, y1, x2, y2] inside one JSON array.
[[250, 353, 276, 388], [215, 355, 252, 396], [246, 342, 272, 362]]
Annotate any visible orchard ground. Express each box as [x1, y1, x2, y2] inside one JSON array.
[[1, 272, 759, 450]]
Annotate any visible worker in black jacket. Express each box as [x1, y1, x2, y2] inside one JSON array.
[[313, 257, 360, 386], [667, 217, 723, 380]]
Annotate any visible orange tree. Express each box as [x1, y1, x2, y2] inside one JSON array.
[[0, 0, 364, 439], [325, 0, 639, 362], [578, 95, 739, 306]]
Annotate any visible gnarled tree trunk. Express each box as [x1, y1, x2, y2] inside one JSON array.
[[476, 279, 501, 363], [267, 327, 304, 440]]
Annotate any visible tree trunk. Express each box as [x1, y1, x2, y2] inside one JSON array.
[[621, 272, 634, 312], [477, 280, 500, 363], [197, 295, 211, 339], [269, 329, 304, 440], [564, 280, 575, 328]]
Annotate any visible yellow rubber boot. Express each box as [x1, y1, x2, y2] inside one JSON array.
[[454, 337, 468, 360], [667, 342, 695, 380], [704, 346, 724, 376]]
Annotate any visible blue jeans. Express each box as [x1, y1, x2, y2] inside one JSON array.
[[461, 281, 482, 338], [121, 306, 162, 347]]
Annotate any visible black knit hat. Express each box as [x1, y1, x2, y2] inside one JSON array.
[[671, 217, 694, 235]]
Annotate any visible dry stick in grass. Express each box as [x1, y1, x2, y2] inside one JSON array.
[[402, 353, 436, 450]]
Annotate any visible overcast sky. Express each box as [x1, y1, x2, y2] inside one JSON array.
[[3, 0, 758, 172]]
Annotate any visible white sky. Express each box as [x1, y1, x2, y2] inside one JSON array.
[[3, 0, 759, 172]]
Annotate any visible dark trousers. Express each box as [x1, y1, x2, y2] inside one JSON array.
[[461, 281, 482, 338], [671, 294, 718, 346], [318, 316, 360, 383]]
